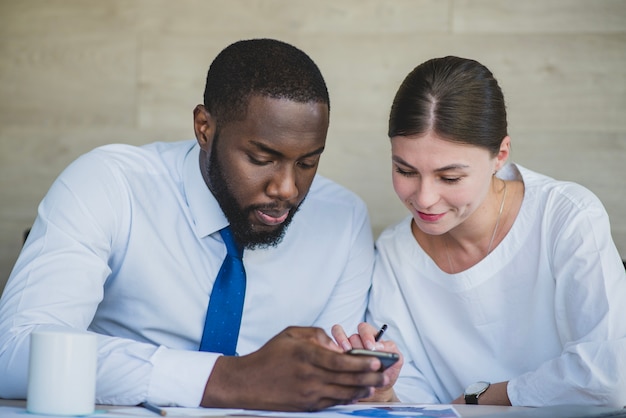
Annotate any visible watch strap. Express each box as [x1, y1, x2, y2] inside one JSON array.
[[464, 393, 480, 404]]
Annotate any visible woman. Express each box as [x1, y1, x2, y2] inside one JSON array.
[[334, 56, 626, 406]]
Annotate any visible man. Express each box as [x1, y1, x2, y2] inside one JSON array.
[[0, 39, 381, 411]]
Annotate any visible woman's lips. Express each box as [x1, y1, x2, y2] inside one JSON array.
[[416, 211, 446, 222], [255, 209, 289, 226]]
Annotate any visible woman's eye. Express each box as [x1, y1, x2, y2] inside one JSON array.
[[442, 177, 461, 184], [394, 167, 416, 176]]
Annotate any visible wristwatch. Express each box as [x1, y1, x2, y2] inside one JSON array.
[[464, 381, 490, 404]]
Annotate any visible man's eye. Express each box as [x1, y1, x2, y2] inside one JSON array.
[[249, 155, 271, 166], [297, 160, 317, 169]]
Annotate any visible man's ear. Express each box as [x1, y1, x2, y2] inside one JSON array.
[[193, 104, 217, 152]]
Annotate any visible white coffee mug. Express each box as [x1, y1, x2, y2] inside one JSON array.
[[27, 329, 98, 416]]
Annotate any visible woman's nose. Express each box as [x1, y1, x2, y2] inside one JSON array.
[[412, 179, 440, 210]]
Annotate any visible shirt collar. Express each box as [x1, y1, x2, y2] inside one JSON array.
[[183, 143, 228, 238]]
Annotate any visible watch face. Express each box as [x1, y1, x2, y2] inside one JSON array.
[[466, 381, 490, 395]]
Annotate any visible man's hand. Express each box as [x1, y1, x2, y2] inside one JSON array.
[[201, 326, 387, 411]]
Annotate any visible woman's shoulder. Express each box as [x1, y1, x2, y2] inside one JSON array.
[[509, 163, 604, 212], [376, 216, 415, 252]]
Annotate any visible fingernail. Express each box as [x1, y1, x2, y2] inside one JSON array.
[[341, 341, 352, 351]]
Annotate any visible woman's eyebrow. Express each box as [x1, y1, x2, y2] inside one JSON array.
[[392, 156, 469, 172], [434, 163, 469, 172]]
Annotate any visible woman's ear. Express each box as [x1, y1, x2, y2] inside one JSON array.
[[193, 104, 217, 151], [495, 136, 511, 171]]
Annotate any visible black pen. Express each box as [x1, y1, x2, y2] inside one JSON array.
[[141, 401, 167, 416], [374, 324, 388, 342]]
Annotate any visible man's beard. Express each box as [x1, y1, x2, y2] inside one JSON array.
[[206, 138, 303, 250]]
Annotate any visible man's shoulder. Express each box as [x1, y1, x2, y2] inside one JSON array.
[[71, 140, 195, 174], [308, 174, 367, 207], [88, 140, 194, 161]]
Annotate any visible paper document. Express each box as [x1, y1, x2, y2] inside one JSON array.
[[238, 404, 460, 418]]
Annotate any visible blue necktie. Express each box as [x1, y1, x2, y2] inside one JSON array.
[[199, 227, 246, 355]]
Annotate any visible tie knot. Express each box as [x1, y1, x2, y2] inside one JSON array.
[[220, 227, 243, 259]]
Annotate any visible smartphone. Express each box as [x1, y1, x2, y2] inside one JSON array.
[[347, 348, 399, 371]]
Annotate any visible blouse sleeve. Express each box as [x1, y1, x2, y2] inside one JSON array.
[[508, 184, 626, 407]]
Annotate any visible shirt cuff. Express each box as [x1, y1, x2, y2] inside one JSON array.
[[148, 345, 221, 406], [507, 376, 523, 406]]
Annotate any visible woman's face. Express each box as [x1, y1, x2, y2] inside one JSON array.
[[391, 131, 504, 236]]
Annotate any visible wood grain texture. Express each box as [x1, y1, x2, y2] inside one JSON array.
[[453, 0, 626, 33], [1, 0, 625, 290]]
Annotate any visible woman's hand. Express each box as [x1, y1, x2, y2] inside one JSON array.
[[332, 322, 403, 402]]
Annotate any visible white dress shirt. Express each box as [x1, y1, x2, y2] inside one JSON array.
[[0, 140, 375, 406], [367, 163, 626, 407]]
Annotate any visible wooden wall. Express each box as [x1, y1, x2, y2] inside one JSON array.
[[1, 0, 625, 291]]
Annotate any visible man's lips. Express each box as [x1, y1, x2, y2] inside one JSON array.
[[416, 211, 446, 222], [255, 208, 290, 226]]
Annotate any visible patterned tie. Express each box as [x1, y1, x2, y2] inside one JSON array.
[[199, 226, 246, 355]]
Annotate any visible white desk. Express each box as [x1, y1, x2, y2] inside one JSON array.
[[1, 398, 624, 418]]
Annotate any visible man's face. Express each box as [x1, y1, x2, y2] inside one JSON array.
[[197, 96, 329, 249]]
